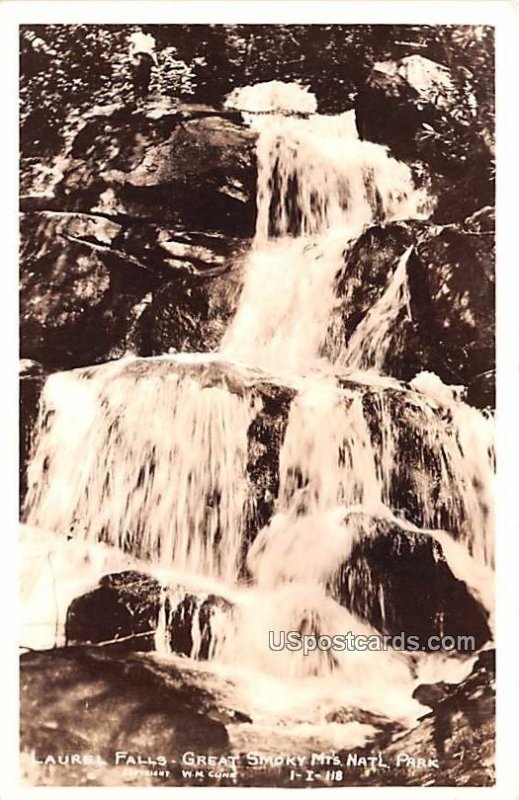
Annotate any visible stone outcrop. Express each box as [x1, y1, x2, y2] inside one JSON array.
[[65, 569, 235, 660], [20, 104, 258, 371], [65, 571, 162, 651], [21, 104, 257, 235], [355, 55, 494, 223], [334, 213, 495, 408], [336, 516, 491, 649], [20, 645, 234, 786], [360, 649, 495, 786], [20, 210, 247, 369]]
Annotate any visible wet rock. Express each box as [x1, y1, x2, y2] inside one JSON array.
[[169, 593, 234, 659], [19, 103, 258, 370], [413, 681, 455, 709], [65, 571, 161, 651], [326, 707, 406, 749], [20, 210, 249, 369], [336, 517, 491, 649], [245, 381, 294, 541], [474, 647, 495, 673], [20, 645, 230, 783], [333, 221, 432, 378], [65, 569, 236, 662], [333, 215, 495, 407], [336, 223, 412, 337], [326, 706, 405, 730], [19, 358, 295, 541], [20, 212, 157, 369], [134, 244, 246, 356], [367, 650, 495, 786], [410, 219, 495, 401]]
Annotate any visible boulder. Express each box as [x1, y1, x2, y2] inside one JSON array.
[[355, 56, 494, 223], [169, 593, 234, 659], [21, 105, 257, 237], [245, 381, 294, 540], [333, 214, 495, 407], [336, 517, 491, 649], [367, 649, 495, 786], [65, 569, 236, 660], [410, 212, 495, 405], [20, 211, 248, 369], [65, 571, 162, 651], [20, 211, 156, 369], [134, 245, 246, 356], [332, 220, 432, 379], [20, 645, 231, 786]]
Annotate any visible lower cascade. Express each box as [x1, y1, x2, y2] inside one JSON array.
[[22, 85, 494, 743]]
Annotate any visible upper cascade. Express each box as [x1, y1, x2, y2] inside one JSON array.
[[255, 121, 431, 241], [227, 82, 432, 241], [222, 89, 431, 371], [225, 80, 319, 115]]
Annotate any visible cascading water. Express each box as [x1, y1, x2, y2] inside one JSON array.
[[339, 246, 414, 371], [23, 81, 494, 740], [25, 357, 256, 584]]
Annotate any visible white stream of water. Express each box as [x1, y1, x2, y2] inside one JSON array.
[[23, 83, 494, 740]]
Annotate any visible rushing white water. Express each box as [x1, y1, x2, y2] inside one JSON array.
[[23, 81, 494, 737], [222, 229, 352, 372], [25, 357, 257, 584], [340, 246, 414, 371], [410, 372, 495, 566], [255, 129, 430, 242], [222, 89, 429, 372], [225, 80, 319, 116]]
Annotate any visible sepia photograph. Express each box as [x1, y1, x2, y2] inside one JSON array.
[[11, 5, 505, 791]]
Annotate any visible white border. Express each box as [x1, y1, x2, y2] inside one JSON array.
[[1, 2, 518, 799]]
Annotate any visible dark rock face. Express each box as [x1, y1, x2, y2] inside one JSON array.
[[65, 571, 162, 651], [336, 222, 417, 340], [135, 248, 245, 357], [20, 212, 156, 369], [20, 646, 230, 785], [245, 381, 295, 542], [318, 650, 496, 788], [355, 57, 494, 223], [336, 518, 491, 650], [169, 594, 234, 659], [20, 211, 248, 369], [334, 215, 495, 407], [20, 104, 258, 371], [375, 649, 495, 786], [411, 213, 495, 404], [65, 569, 235, 662], [21, 105, 257, 236], [332, 221, 433, 380], [359, 386, 488, 536]]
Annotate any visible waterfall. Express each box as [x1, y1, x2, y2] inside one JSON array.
[[340, 246, 414, 371], [25, 357, 256, 584], [23, 83, 494, 726], [222, 99, 429, 372]]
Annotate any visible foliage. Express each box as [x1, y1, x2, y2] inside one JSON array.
[[20, 24, 494, 157]]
